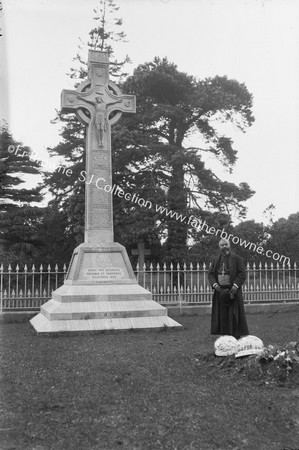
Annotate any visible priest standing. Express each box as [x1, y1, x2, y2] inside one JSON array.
[[208, 238, 249, 339]]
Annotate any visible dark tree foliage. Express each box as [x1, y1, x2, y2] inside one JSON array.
[[0, 126, 44, 261], [231, 219, 269, 264], [266, 212, 299, 265], [120, 58, 255, 261], [33, 204, 78, 267], [194, 213, 298, 266], [187, 211, 234, 263], [111, 122, 166, 256]]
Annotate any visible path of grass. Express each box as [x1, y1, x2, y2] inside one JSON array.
[[0, 311, 299, 450]]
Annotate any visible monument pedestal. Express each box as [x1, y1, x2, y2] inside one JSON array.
[[30, 242, 182, 333]]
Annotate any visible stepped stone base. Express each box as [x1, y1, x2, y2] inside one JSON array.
[[30, 242, 182, 334], [30, 312, 180, 334]]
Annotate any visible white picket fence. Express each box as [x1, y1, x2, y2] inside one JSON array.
[[136, 261, 299, 305], [0, 263, 67, 312], [1, 261, 298, 312]]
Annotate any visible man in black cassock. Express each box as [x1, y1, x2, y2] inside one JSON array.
[[208, 238, 249, 339]]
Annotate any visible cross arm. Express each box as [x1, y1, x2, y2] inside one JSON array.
[[61, 89, 79, 114], [106, 92, 136, 117], [61, 89, 94, 116]]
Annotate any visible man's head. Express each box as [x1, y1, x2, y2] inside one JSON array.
[[219, 238, 230, 256]]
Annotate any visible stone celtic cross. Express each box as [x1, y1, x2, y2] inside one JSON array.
[[30, 49, 182, 334], [61, 50, 136, 243]]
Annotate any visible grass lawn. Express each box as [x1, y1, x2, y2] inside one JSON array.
[[0, 310, 299, 450]]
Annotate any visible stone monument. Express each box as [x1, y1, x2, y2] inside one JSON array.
[[30, 50, 181, 333]]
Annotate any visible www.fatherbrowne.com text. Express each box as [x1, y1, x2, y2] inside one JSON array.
[[6, 144, 290, 265], [78, 172, 290, 265]]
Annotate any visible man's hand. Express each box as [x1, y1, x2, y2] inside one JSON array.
[[213, 283, 221, 293], [230, 285, 238, 296]]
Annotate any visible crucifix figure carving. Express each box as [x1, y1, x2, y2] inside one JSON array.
[[94, 96, 108, 147], [61, 50, 136, 243]]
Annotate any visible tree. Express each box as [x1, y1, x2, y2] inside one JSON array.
[[121, 58, 255, 261], [262, 203, 276, 227], [232, 219, 269, 264], [33, 203, 78, 267], [266, 212, 299, 265], [70, 0, 130, 82], [0, 126, 44, 261]]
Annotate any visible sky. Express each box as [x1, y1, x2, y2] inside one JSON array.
[[1, 0, 299, 224]]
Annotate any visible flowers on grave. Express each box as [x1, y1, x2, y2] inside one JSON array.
[[257, 341, 299, 373]]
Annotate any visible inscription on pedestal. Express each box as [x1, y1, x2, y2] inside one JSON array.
[[85, 267, 124, 280], [78, 251, 129, 281]]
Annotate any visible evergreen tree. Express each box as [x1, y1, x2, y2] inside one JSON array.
[[121, 58, 255, 261], [0, 126, 43, 261], [33, 203, 78, 267]]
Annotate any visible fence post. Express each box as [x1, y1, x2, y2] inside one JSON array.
[[177, 263, 182, 314]]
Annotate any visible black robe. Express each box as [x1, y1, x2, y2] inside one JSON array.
[[208, 252, 249, 338]]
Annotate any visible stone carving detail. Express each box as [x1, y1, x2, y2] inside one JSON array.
[[95, 67, 106, 80], [67, 94, 76, 104], [89, 151, 109, 168], [61, 50, 136, 243]]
